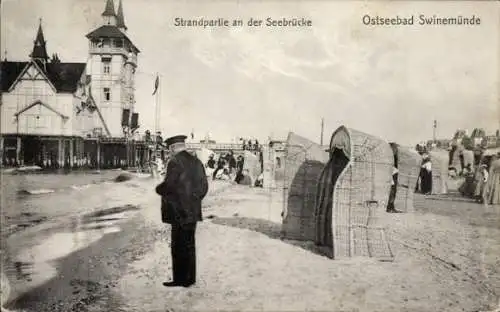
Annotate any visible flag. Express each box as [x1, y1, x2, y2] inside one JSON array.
[[152, 75, 159, 95]]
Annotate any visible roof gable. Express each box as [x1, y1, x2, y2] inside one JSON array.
[[6, 61, 57, 93], [1, 61, 86, 93], [14, 100, 69, 120]]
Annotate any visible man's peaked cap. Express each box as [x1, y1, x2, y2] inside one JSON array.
[[164, 135, 187, 147]]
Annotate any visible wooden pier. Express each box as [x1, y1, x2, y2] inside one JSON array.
[[0, 135, 293, 170], [0, 135, 153, 170]]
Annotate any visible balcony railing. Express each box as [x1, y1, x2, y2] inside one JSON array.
[[89, 47, 137, 64], [89, 46, 127, 55]]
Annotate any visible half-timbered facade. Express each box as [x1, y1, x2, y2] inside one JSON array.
[[0, 0, 141, 168]]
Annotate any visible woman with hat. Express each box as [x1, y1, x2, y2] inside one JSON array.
[[418, 153, 433, 195]]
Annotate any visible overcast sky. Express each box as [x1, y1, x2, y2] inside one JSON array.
[[2, 0, 499, 145]]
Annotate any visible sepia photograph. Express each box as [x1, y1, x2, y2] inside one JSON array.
[[0, 0, 499, 311]]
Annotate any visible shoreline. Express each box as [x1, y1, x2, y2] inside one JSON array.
[[0, 170, 152, 238], [1, 179, 234, 311], [6, 213, 153, 312]]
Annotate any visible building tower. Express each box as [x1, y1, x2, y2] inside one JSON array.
[[30, 19, 49, 69], [85, 0, 139, 138]]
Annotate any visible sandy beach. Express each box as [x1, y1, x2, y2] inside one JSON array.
[[1, 174, 499, 312]]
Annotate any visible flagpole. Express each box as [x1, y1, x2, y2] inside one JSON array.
[[157, 74, 161, 135], [154, 73, 159, 134], [154, 75, 157, 134]]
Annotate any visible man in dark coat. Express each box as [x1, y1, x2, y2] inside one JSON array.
[[226, 150, 237, 174], [234, 155, 245, 184], [206, 154, 216, 169], [155, 135, 209, 288]]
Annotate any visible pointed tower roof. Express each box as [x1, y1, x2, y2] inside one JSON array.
[[30, 18, 49, 61], [101, 0, 116, 17], [116, 0, 127, 30]]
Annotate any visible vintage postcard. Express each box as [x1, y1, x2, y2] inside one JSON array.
[[1, 0, 499, 311]]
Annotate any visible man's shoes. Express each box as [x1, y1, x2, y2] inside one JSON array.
[[386, 208, 403, 213], [163, 281, 195, 288], [163, 281, 181, 287]]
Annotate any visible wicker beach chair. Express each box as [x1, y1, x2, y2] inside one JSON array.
[[281, 132, 329, 241], [428, 150, 449, 194], [261, 145, 277, 188], [281, 127, 395, 261], [314, 126, 394, 261], [394, 146, 421, 213]]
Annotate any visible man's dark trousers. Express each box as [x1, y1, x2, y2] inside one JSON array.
[[171, 223, 197, 285]]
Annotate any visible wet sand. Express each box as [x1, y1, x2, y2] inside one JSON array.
[[2, 178, 499, 312]]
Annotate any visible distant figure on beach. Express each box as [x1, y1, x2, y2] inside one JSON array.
[[254, 173, 264, 187], [212, 155, 227, 180], [226, 151, 237, 175], [155, 135, 209, 288], [417, 153, 433, 194], [206, 154, 216, 169], [235, 155, 245, 184], [458, 164, 476, 197], [485, 154, 500, 205], [449, 131, 466, 174], [473, 164, 489, 203], [387, 143, 402, 213]]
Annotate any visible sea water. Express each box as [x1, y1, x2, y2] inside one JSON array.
[[0, 169, 150, 310]]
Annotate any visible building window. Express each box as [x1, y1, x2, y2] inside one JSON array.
[[129, 94, 134, 102], [103, 60, 111, 74], [103, 88, 111, 101]]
